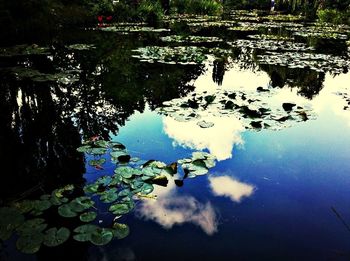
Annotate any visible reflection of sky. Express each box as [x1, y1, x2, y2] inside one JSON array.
[[209, 175, 255, 203], [163, 115, 244, 161], [136, 177, 218, 236]]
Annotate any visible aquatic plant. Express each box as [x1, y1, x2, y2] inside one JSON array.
[[0, 140, 217, 254]]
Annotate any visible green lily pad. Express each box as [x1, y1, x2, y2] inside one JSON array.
[[84, 183, 100, 194], [114, 166, 134, 179], [109, 203, 131, 215], [17, 218, 47, 235], [113, 223, 130, 239], [30, 199, 52, 216], [95, 140, 109, 148], [100, 189, 119, 203], [16, 232, 44, 254], [12, 200, 35, 214], [111, 142, 126, 151], [90, 228, 114, 246], [79, 212, 97, 223], [140, 183, 154, 195], [58, 204, 78, 218], [73, 224, 99, 242], [89, 158, 106, 167], [69, 197, 94, 212], [77, 145, 91, 153], [90, 148, 107, 155], [43, 227, 70, 247]]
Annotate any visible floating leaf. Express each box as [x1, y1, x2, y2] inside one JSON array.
[[89, 158, 106, 167], [73, 224, 99, 242], [109, 203, 131, 215], [113, 223, 130, 239], [100, 189, 119, 203], [80, 212, 97, 223], [90, 228, 114, 246], [16, 233, 44, 254], [114, 166, 134, 179], [43, 227, 70, 247], [197, 120, 214, 128], [58, 204, 77, 218], [77, 145, 91, 153], [17, 218, 47, 235]]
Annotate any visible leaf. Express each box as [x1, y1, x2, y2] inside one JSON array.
[[16, 233, 44, 254], [95, 140, 109, 148], [17, 218, 47, 235], [58, 204, 77, 218], [113, 223, 130, 239], [69, 197, 94, 212], [73, 224, 99, 242], [80, 212, 97, 223], [197, 120, 214, 128], [90, 148, 107, 155], [114, 166, 134, 179], [90, 228, 114, 246], [43, 227, 70, 247], [84, 183, 100, 194], [77, 145, 91, 153], [89, 158, 106, 167], [109, 203, 131, 215], [111, 142, 126, 151], [140, 183, 154, 195], [100, 189, 119, 203]]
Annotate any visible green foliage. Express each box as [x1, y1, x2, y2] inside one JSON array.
[[317, 9, 349, 24], [137, 0, 164, 26], [223, 0, 270, 10], [171, 0, 223, 16]]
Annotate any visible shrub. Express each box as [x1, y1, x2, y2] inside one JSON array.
[[137, 0, 164, 25], [171, 0, 223, 16], [317, 8, 348, 24]]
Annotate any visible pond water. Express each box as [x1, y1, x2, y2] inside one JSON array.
[[1, 15, 350, 261]]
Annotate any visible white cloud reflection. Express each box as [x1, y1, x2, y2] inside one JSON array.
[[136, 177, 218, 235], [163, 115, 244, 161], [209, 175, 255, 203]]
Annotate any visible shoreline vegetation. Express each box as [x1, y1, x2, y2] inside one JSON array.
[[0, 0, 349, 45]]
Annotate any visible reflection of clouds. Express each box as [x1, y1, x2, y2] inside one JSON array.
[[209, 175, 255, 203], [136, 178, 218, 236], [163, 116, 244, 161]]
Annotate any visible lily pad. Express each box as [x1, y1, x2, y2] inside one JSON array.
[[16, 233, 44, 254], [80, 212, 97, 223], [113, 223, 130, 239], [109, 203, 131, 215], [90, 228, 114, 246], [43, 227, 70, 247]]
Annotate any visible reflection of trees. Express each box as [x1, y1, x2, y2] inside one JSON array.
[[259, 64, 325, 99], [212, 57, 227, 86], [0, 32, 204, 199]]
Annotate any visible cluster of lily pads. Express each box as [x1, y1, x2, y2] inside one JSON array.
[[0, 44, 51, 57], [0, 140, 217, 254], [160, 35, 223, 44], [334, 89, 350, 111], [99, 26, 170, 33], [131, 46, 207, 65], [2, 67, 80, 84], [228, 39, 314, 52], [247, 34, 293, 41], [156, 87, 316, 131], [257, 51, 350, 74]]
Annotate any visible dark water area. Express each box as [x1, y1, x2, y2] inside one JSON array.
[[1, 16, 350, 261]]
